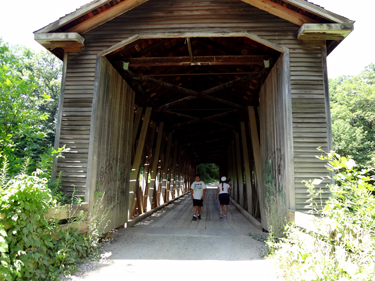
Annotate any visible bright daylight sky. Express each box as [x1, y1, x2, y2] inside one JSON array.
[[0, 0, 374, 78]]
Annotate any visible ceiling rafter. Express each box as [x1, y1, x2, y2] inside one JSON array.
[[124, 55, 272, 67]]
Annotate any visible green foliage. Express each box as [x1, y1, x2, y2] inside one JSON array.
[[264, 159, 287, 239], [196, 163, 219, 182], [0, 170, 106, 280], [0, 174, 57, 280], [0, 39, 108, 280], [0, 39, 62, 175], [330, 64, 375, 168], [267, 152, 375, 280]]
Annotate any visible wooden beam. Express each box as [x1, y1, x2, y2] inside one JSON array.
[[161, 132, 173, 202], [235, 132, 244, 207], [147, 122, 164, 211], [170, 140, 179, 200], [298, 23, 354, 40], [248, 106, 261, 207], [146, 72, 255, 77], [161, 110, 200, 120], [200, 70, 266, 96], [158, 96, 197, 110], [241, 122, 253, 215], [172, 110, 238, 129], [68, 0, 149, 33], [284, 0, 354, 24], [36, 0, 115, 33], [241, 0, 318, 26], [186, 38, 194, 62], [34, 32, 85, 50], [132, 107, 143, 149], [203, 95, 245, 109], [131, 73, 199, 97], [142, 121, 157, 212], [125, 55, 272, 67], [98, 34, 139, 57], [128, 107, 152, 219], [123, 74, 156, 107], [230, 141, 238, 201]]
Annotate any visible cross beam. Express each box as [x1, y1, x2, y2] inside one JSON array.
[[124, 55, 272, 67], [130, 72, 246, 109]]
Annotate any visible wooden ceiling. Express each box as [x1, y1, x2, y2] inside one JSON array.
[[107, 36, 280, 164]]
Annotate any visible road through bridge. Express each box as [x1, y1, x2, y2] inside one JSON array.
[[64, 186, 282, 281]]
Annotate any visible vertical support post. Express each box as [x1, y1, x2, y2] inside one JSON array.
[[248, 106, 262, 217], [241, 122, 253, 214], [132, 107, 143, 147], [170, 140, 179, 199], [230, 140, 238, 201], [235, 132, 244, 207], [162, 132, 173, 202], [142, 122, 157, 210], [128, 107, 152, 220], [147, 122, 164, 211]]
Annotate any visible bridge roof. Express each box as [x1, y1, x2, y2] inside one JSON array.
[[35, 0, 353, 35]]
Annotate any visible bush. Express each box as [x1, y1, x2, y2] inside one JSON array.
[[0, 171, 104, 280], [267, 152, 375, 281]]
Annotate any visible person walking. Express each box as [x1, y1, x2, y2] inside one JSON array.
[[215, 176, 232, 219], [190, 174, 207, 221]]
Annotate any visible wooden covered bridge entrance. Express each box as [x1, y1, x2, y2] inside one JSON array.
[[35, 0, 353, 231]]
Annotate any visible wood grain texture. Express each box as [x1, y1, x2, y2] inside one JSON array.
[[53, 0, 332, 222]]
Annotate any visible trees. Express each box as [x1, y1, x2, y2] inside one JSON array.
[[197, 163, 219, 182], [330, 64, 375, 168], [0, 39, 62, 174]]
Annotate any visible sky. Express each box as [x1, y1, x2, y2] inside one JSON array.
[[0, 0, 374, 79]]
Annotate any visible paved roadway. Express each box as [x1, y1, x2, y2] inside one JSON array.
[[65, 184, 283, 280]]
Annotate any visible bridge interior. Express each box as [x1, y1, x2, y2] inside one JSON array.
[[92, 36, 284, 231], [107, 37, 279, 166]]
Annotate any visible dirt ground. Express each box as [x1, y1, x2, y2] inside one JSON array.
[[63, 183, 283, 281]]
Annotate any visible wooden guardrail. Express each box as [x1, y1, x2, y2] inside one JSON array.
[[288, 210, 334, 237], [1, 202, 90, 233]]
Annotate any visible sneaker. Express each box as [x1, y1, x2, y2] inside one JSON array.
[[220, 213, 223, 219], [224, 215, 227, 219], [192, 216, 197, 221], [197, 215, 201, 220]]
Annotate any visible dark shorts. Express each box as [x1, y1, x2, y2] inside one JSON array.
[[219, 193, 230, 205], [193, 199, 204, 207]]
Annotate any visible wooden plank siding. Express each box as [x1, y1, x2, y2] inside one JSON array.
[[258, 55, 294, 229], [54, 0, 332, 218], [290, 47, 331, 211], [86, 57, 135, 231]]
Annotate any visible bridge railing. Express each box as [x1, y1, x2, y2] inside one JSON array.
[[1, 202, 89, 233]]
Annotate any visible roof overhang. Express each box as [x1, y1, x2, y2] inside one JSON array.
[[34, 0, 354, 56], [298, 23, 354, 41], [241, 0, 353, 26], [34, 32, 85, 52]]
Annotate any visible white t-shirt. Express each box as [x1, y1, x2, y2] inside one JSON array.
[[218, 183, 231, 194], [191, 181, 207, 200]]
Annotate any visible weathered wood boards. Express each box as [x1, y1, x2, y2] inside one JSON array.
[[258, 55, 292, 230], [86, 57, 134, 232], [49, 0, 337, 229]]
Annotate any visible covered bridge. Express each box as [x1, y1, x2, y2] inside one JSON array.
[[34, 0, 353, 231]]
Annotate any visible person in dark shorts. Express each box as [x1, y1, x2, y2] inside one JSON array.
[[215, 176, 232, 219], [190, 174, 207, 221]]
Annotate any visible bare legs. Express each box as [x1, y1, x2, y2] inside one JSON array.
[[193, 206, 202, 216], [220, 205, 228, 215]]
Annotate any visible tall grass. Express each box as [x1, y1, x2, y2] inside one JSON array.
[[266, 152, 375, 280]]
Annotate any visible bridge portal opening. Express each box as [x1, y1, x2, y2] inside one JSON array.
[[91, 36, 292, 231]]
